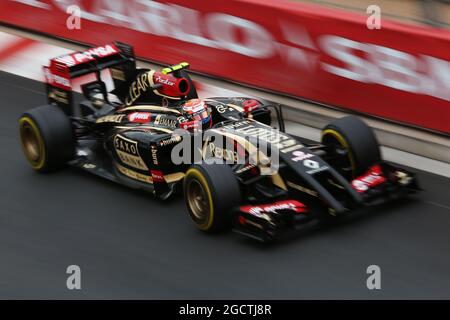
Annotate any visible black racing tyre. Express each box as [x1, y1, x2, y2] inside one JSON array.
[[19, 105, 74, 172], [183, 164, 241, 233], [321, 116, 381, 178]]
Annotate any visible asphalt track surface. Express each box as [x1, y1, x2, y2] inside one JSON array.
[[1, 71, 450, 299]]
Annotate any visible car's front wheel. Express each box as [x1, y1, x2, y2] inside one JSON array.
[[321, 116, 381, 179], [183, 164, 241, 233]]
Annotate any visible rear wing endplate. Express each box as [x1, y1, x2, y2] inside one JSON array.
[[43, 42, 136, 114]]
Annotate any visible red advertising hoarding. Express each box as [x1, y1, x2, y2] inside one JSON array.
[[1, 0, 449, 133]]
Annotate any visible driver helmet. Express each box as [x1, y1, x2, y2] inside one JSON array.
[[180, 99, 211, 130]]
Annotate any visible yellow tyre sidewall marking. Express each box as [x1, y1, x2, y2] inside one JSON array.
[[186, 168, 214, 231], [19, 116, 46, 170], [322, 129, 356, 175]]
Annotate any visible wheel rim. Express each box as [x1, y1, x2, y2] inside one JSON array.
[[186, 179, 210, 224], [322, 133, 354, 178], [20, 118, 44, 167]]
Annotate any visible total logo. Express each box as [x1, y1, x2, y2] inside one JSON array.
[[128, 112, 151, 123]]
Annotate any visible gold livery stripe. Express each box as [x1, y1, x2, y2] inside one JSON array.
[[116, 163, 185, 184], [117, 163, 153, 184], [271, 173, 287, 191], [114, 126, 174, 134], [119, 105, 181, 115]]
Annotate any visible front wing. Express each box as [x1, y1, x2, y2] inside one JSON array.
[[232, 163, 419, 242]]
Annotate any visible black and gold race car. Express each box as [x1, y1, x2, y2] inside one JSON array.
[[18, 43, 419, 241]]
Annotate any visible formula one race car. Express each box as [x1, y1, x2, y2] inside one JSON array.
[[19, 42, 419, 241]]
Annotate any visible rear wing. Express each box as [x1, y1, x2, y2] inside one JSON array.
[[43, 42, 136, 114]]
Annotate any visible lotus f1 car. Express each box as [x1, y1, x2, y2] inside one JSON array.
[[19, 42, 419, 241]]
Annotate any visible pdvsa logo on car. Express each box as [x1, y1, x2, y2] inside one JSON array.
[[68, 45, 118, 64]]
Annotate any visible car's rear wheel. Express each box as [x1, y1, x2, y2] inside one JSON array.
[[321, 116, 381, 179], [19, 105, 74, 172], [183, 164, 241, 233]]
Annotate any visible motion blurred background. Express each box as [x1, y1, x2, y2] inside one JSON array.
[[292, 0, 450, 28], [0, 0, 448, 299], [295, 0, 450, 27]]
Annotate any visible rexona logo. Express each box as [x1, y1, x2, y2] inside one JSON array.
[[128, 112, 151, 123]]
